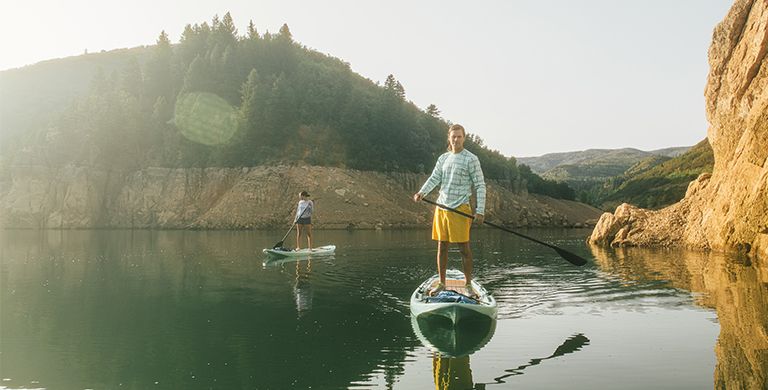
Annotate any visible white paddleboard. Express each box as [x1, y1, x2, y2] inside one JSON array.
[[410, 269, 497, 324], [263, 245, 336, 258]]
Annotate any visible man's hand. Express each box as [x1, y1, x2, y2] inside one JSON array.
[[413, 193, 423, 202], [474, 213, 485, 224]]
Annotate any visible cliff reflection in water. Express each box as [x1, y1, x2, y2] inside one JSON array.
[[589, 245, 768, 389]]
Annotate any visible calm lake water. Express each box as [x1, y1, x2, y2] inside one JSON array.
[[1, 228, 766, 389]]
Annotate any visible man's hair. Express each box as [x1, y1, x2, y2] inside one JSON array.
[[300, 191, 310, 197]]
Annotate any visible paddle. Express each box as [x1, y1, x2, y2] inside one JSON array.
[[272, 203, 311, 249], [420, 198, 588, 266]]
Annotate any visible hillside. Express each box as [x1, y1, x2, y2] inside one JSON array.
[[0, 47, 152, 154], [516, 145, 698, 208], [600, 139, 714, 210], [648, 146, 691, 158], [0, 13, 575, 202]]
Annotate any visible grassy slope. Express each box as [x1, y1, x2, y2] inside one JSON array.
[[601, 139, 714, 210]]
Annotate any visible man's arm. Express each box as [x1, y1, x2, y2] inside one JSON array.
[[414, 155, 444, 201], [469, 155, 486, 220]]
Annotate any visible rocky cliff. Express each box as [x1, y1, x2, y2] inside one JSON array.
[[590, 0, 768, 260], [0, 164, 602, 230]]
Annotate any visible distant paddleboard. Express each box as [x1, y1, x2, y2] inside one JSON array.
[[263, 245, 336, 258]]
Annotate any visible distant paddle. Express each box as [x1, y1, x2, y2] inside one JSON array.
[[420, 198, 588, 266]]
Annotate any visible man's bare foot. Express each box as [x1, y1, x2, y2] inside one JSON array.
[[464, 283, 479, 299], [428, 282, 445, 296]]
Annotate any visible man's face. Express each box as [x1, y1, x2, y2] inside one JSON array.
[[448, 130, 465, 152]]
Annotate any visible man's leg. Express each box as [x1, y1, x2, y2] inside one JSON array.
[[457, 242, 474, 290], [428, 241, 449, 296], [437, 241, 449, 284]]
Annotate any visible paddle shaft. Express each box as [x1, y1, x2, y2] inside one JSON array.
[[420, 198, 587, 266], [421, 198, 556, 248]]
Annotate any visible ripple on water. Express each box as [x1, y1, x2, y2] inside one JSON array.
[[482, 263, 691, 319]]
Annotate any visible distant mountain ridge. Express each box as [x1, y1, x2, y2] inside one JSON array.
[[515, 144, 701, 210], [517, 146, 691, 174]]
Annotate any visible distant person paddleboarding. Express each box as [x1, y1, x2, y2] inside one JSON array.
[[295, 191, 314, 251], [413, 124, 487, 298], [265, 190, 335, 258]]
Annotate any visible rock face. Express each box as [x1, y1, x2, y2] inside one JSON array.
[[0, 164, 602, 230], [590, 0, 768, 260]]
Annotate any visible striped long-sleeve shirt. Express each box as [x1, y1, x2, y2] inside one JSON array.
[[418, 149, 486, 215]]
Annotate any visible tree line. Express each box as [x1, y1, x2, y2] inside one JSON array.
[[19, 13, 574, 200]]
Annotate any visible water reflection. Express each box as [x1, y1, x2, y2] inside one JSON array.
[[589, 244, 768, 389], [413, 313, 590, 390], [411, 316, 496, 358], [0, 231, 415, 390], [293, 260, 313, 318], [411, 316, 495, 389], [432, 354, 474, 390], [262, 257, 323, 318], [0, 229, 743, 388], [487, 333, 590, 385]]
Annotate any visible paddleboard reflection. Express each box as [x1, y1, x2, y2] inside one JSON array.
[[411, 314, 497, 358]]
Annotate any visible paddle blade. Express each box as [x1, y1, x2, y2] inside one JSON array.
[[550, 333, 590, 358], [554, 247, 588, 266]]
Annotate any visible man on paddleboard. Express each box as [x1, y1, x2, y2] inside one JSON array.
[[413, 124, 486, 297]]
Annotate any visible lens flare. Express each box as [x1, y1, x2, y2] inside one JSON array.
[[173, 92, 237, 145]]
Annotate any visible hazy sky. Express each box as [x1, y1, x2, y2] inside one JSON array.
[[1, 0, 732, 157]]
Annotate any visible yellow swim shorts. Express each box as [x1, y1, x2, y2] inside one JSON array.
[[431, 203, 473, 243]]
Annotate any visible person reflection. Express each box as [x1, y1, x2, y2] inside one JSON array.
[[414, 315, 495, 389], [293, 259, 313, 318], [433, 353, 474, 390]]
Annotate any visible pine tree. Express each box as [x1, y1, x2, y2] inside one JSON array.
[[247, 20, 259, 39], [237, 69, 265, 163], [144, 31, 174, 103], [179, 24, 209, 67], [181, 54, 213, 94], [384, 74, 405, 99], [240, 69, 260, 116], [120, 57, 143, 98], [221, 12, 238, 37], [426, 104, 440, 117], [263, 73, 296, 148], [384, 74, 397, 90], [278, 23, 293, 43]]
